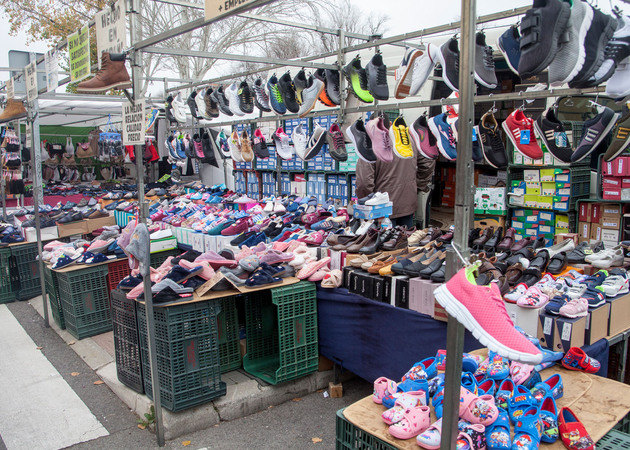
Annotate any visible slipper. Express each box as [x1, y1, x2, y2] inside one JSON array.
[[428, 374, 444, 398], [373, 377, 398, 404], [297, 256, 331, 280], [402, 357, 438, 383], [512, 406, 541, 450], [485, 407, 511, 450], [239, 255, 260, 272], [539, 395, 559, 443], [383, 379, 429, 409], [388, 405, 431, 439], [307, 267, 330, 282], [495, 378, 515, 410], [416, 418, 443, 449], [223, 271, 246, 286], [507, 385, 537, 423], [235, 246, 254, 261], [477, 378, 496, 396], [88, 238, 115, 254], [125, 281, 146, 299], [165, 264, 204, 283], [52, 254, 80, 269], [150, 286, 193, 304], [86, 253, 115, 264], [486, 351, 510, 380], [459, 387, 499, 426], [272, 241, 291, 252], [382, 391, 427, 425], [321, 269, 343, 288], [118, 275, 143, 290], [258, 262, 286, 277], [462, 355, 479, 374], [275, 264, 295, 278], [79, 251, 96, 264], [259, 249, 294, 265], [151, 277, 194, 294], [44, 240, 66, 251], [510, 362, 534, 386], [457, 423, 486, 449], [530, 374, 563, 404], [195, 251, 238, 270], [245, 269, 283, 287], [179, 259, 215, 280], [558, 407, 594, 450]]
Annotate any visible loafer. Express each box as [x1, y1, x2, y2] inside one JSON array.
[[496, 227, 515, 252], [483, 227, 503, 251], [546, 251, 568, 275], [472, 226, 493, 249], [510, 236, 533, 252]]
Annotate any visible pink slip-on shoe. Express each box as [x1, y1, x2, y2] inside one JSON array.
[[259, 250, 294, 265], [516, 286, 549, 309], [179, 259, 215, 280], [433, 262, 542, 365], [373, 377, 397, 404], [308, 267, 330, 282], [297, 257, 331, 280]]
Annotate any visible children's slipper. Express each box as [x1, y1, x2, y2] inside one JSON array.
[[388, 405, 431, 440], [495, 378, 515, 410], [485, 407, 511, 450], [558, 407, 594, 450], [79, 251, 96, 264], [530, 374, 563, 404], [512, 406, 541, 450], [486, 351, 510, 380], [507, 385, 537, 424], [459, 387, 499, 426], [477, 378, 496, 396], [382, 391, 427, 425], [297, 256, 331, 280], [402, 357, 438, 383], [383, 378, 429, 409], [510, 362, 534, 385], [458, 423, 486, 450], [416, 418, 442, 450], [561, 347, 600, 373], [321, 269, 343, 288], [373, 377, 398, 404], [245, 269, 283, 287], [539, 395, 559, 443]]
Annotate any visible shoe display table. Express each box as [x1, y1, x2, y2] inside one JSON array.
[[337, 364, 630, 449], [316, 286, 481, 382]]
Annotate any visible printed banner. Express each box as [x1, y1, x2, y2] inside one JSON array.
[[25, 61, 38, 102], [6, 78, 14, 99], [45, 49, 59, 92], [122, 100, 145, 145], [95, 0, 126, 69], [68, 24, 91, 82]]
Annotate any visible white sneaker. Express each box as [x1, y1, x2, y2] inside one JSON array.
[[273, 128, 293, 160], [364, 192, 390, 206], [229, 131, 244, 162], [393, 47, 423, 99], [592, 248, 625, 269], [292, 124, 309, 161], [601, 274, 630, 297], [263, 200, 274, 212], [355, 220, 375, 235], [607, 56, 630, 99], [409, 43, 439, 96], [567, 283, 588, 299], [273, 201, 286, 213], [537, 238, 575, 258], [172, 93, 188, 123], [225, 83, 245, 116], [505, 283, 528, 303], [195, 88, 211, 120], [585, 245, 621, 263]]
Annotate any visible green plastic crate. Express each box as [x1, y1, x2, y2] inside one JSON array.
[[598, 430, 630, 449], [243, 281, 318, 385], [136, 300, 226, 412], [336, 408, 396, 450], [12, 243, 41, 301], [218, 296, 241, 373], [149, 249, 181, 269], [0, 248, 15, 304], [57, 266, 111, 340], [111, 289, 143, 394], [44, 266, 64, 329]]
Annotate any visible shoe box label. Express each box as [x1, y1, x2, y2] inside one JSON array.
[[394, 277, 409, 309]]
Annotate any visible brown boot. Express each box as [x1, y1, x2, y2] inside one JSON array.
[[0, 99, 27, 123], [77, 52, 132, 93]]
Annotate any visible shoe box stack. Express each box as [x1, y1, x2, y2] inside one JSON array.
[[290, 174, 307, 198], [260, 172, 276, 198], [234, 171, 247, 195], [279, 173, 291, 195], [601, 155, 630, 201], [326, 174, 349, 205], [578, 202, 622, 247], [508, 167, 588, 212], [337, 145, 359, 172], [474, 172, 508, 216], [255, 146, 276, 170], [306, 174, 327, 205], [510, 210, 570, 246], [246, 172, 261, 200]]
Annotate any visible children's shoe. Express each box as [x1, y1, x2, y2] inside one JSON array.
[[495, 378, 515, 410], [402, 357, 438, 382], [511, 406, 541, 450], [388, 405, 431, 439], [516, 286, 549, 309], [459, 387, 499, 426], [457, 423, 486, 450], [417, 418, 443, 449], [558, 296, 588, 318], [434, 262, 542, 364], [381, 391, 427, 425], [485, 407, 510, 450], [435, 349, 447, 370], [600, 274, 630, 297], [486, 351, 510, 380], [507, 385, 537, 424], [561, 347, 600, 373], [531, 374, 564, 404], [509, 362, 534, 386], [372, 377, 397, 404], [539, 395, 559, 443], [477, 378, 496, 396], [382, 378, 428, 409], [558, 407, 595, 450]]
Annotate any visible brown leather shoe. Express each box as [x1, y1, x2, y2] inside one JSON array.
[[0, 98, 27, 123], [472, 227, 494, 248], [505, 262, 526, 286], [368, 255, 397, 274], [382, 228, 409, 251], [327, 233, 356, 247], [509, 236, 533, 252], [419, 228, 442, 246], [496, 227, 516, 251], [346, 228, 379, 253], [76, 53, 132, 93]]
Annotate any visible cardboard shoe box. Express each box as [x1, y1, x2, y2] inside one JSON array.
[[57, 220, 89, 237], [538, 313, 586, 352], [391, 276, 409, 309], [608, 293, 630, 337], [585, 303, 611, 345]]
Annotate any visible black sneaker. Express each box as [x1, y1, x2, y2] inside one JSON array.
[[348, 119, 376, 163], [365, 53, 389, 100], [278, 72, 300, 113], [293, 70, 308, 104], [437, 37, 460, 91], [477, 112, 508, 169], [534, 108, 573, 163], [237, 81, 254, 114], [589, 15, 630, 87], [211, 86, 233, 116], [252, 129, 270, 159], [165, 95, 177, 123], [187, 91, 199, 119], [325, 69, 341, 105], [474, 32, 497, 89], [518, 0, 571, 78], [252, 78, 271, 113], [204, 88, 220, 118], [571, 106, 621, 162], [569, 6, 618, 88]]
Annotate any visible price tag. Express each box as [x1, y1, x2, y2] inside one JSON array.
[[543, 317, 552, 336], [472, 127, 478, 142], [520, 129, 530, 145], [561, 322, 572, 341]]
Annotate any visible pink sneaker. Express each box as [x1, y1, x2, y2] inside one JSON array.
[[433, 263, 542, 364], [559, 296, 588, 318], [409, 115, 439, 159], [516, 286, 549, 309], [366, 116, 394, 162]]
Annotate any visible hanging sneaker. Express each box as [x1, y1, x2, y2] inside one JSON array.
[[172, 93, 188, 123], [474, 32, 497, 89], [240, 130, 254, 162], [410, 114, 439, 159], [203, 88, 220, 118], [603, 109, 630, 161], [229, 131, 244, 162], [502, 109, 543, 160], [225, 82, 245, 116], [278, 72, 300, 113], [237, 81, 254, 114], [569, 5, 618, 88], [293, 69, 308, 104], [304, 124, 327, 160], [365, 52, 389, 100], [326, 123, 348, 162], [215, 131, 231, 159], [343, 56, 374, 103], [437, 37, 460, 92], [518, 0, 571, 78], [292, 124, 308, 161], [428, 113, 457, 160], [187, 91, 199, 119], [590, 14, 630, 87], [496, 25, 521, 76], [267, 75, 287, 115], [548, 0, 593, 87], [571, 106, 620, 162], [164, 95, 177, 123], [324, 69, 342, 105], [394, 47, 423, 99], [534, 108, 573, 163], [194, 88, 210, 120], [433, 262, 542, 364], [366, 116, 394, 162], [477, 112, 508, 169], [389, 116, 414, 159], [252, 129, 270, 159], [274, 127, 293, 160], [298, 76, 324, 118], [212, 86, 233, 116], [409, 44, 439, 96], [347, 119, 376, 163], [252, 78, 271, 113], [313, 69, 336, 107]]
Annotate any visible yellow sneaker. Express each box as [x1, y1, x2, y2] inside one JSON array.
[[389, 117, 414, 158]]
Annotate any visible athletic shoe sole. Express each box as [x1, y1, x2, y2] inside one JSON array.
[[502, 120, 541, 160], [561, 3, 594, 85], [394, 49, 423, 99], [496, 38, 519, 76], [572, 112, 621, 163], [428, 118, 456, 160], [434, 50, 458, 92], [347, 129, 375, 163], [434, 284, 543, 364], [559, 309, 588, 318]]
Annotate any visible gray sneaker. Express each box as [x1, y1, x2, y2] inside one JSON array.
[[347, 119, 376, 163], [325, 69, 342, 105], [603, 110, 630, 161], [474, 32, 497, 89], [571, 106, 621, 162], [365, 53, 389, 100], [326, 123, 348, 162], [304, 124, 327, 160], [548, 0, 592, 86], [298, 77, 324, 118]]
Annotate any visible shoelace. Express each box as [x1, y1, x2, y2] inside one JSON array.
[[333, 132, 345, 149], [483, 46, 494, 69], [358, 69, 370, 91], [381, 133, 391, 150], [376, 66, 387, 85], [398, 127, 410, 146], [270, 85, 283, 103]]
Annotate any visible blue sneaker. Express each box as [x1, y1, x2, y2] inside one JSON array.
[[428, 113, 457, 160], [175, 138, 187, 159], [545, 294, 570, 315], [191, 192, 202, 200], [583, 288, 606, 309], [167, 137, 179, 160], [267, 75, 287, 115], [496, 24, 521, 75], [583, 270, 608, 289]]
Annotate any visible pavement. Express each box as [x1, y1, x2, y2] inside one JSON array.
[[0, 298, 372, 449]]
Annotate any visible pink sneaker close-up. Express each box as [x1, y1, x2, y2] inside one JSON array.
[[433, 262, 542, 365]]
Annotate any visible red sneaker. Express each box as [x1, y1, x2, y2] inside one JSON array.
[[558, 407, 595, 450], [502, 109, 543, 159], [561, 347, 600, 373]]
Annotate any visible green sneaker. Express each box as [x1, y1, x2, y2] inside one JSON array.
[[603, 109, 630, 161], [343, 56, 374, 103]]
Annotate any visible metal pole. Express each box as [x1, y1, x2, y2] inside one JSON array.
[[441, 0, 477, 448], [337, 29, 346, 125], [1, 165, 6, 220], [129, 0, 164, 445]]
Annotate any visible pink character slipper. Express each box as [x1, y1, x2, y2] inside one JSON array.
[[388, 405, 431, 440], [381, 390, 427, 425], [373, 377, 397, 404], [459, 387, 499, 426]]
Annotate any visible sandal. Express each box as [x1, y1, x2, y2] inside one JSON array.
[[388, 405, 431, 440], [381, 391, 427, 425], [485, 407, 511, 450], [511, 406, 541, 450]]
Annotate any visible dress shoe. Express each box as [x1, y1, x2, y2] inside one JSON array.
[[472, 227, 493, 249], [483, 227, 503, 251], [496, 228, 516, 252]]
